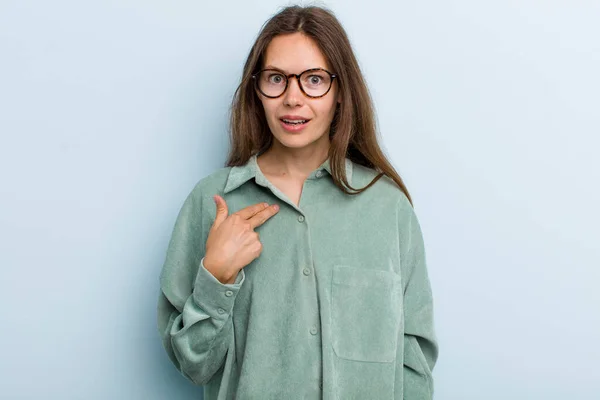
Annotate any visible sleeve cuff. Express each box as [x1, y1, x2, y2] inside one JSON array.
[[192, 257, 245, 319]]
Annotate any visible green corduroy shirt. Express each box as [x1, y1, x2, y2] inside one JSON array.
[[157, 153, 438, 399]]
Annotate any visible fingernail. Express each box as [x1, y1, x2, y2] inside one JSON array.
[[273, 204, 279, 211]]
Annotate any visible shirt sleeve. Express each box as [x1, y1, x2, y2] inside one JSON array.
[[157, 186, 244, 386], [398, 195, 439, 399]]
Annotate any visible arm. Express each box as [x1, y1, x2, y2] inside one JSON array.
[[398, 197, 439, 399], [157, 187, 245, 385]]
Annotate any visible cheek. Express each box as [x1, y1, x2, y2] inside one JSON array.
[[315, 100, 337, 120], [260, 99, 279, 119]]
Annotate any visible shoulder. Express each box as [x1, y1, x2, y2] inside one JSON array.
[[351, 161, 412, 213], [186, 166, 233, 202], [169, 166, 234, 234]]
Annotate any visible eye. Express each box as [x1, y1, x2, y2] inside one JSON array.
[[308, 75, 323, 85], [267, 73, 285, 84]]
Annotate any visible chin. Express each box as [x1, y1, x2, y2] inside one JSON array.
[[273, 133, 321, 149]]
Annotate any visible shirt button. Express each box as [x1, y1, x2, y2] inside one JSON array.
[[310, 326, 318, 335], [225, 290, 233, 297], [302, 268, 311, 276], [298, 215, 305, 222], [316, 170, 323, 178], [217, 308, 225, 314]]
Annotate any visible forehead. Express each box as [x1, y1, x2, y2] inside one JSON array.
[[263, 32, 331, 73]]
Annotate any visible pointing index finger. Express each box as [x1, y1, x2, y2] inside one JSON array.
[[234, 202, 270, 220], [248, 203, 279, 229]]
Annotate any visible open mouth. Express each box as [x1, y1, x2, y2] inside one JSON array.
[[279, 118, 311, 132], [280, 118, 310, 126]]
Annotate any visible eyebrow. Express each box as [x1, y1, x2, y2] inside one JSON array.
[[263, 65, 326, 73]]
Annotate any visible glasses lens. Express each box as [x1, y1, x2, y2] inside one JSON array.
[[256, 69, 333, 97], [257, 70, 287, 97], [299, 70, 332, 97]]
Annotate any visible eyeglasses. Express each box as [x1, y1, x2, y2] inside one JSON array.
[[252, 68, 337, 99]]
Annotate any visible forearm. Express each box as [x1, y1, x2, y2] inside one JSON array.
[[158, 257, 245, 385]]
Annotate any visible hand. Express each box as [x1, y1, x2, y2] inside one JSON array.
[[203, 195, 280, 284]]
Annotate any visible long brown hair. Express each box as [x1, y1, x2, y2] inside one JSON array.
[[226, 5, 413, 206]]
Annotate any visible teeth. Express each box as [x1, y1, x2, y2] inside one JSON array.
[[283, 119, 307, 124]]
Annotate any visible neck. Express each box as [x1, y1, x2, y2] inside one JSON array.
[[258, 140, 330, 179]]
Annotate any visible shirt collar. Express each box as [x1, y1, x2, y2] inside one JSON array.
[[223, 153, 353, 194]]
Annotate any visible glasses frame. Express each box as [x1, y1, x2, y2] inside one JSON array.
[[251, 67, 338, 99]]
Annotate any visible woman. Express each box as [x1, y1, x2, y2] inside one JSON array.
[[157, 5, 438, 399]]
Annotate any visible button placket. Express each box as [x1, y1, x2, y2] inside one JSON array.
[[295, 200, 320, 386]]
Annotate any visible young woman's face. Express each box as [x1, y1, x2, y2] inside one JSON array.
[[257, 32, 340, 152]]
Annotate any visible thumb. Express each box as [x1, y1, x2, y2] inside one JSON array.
[[212, 194, 229, 229]]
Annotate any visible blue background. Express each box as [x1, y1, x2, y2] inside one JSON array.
[[1, 0, 598, 398]]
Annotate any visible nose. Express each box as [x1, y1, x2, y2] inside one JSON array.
[[283, 76, 304, 107]]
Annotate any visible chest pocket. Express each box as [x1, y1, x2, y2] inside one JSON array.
[[331, 265, 402, 363]]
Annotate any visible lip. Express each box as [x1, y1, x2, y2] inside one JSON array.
[[280, 115, 310, 121], [279, 118, 310, 133]]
